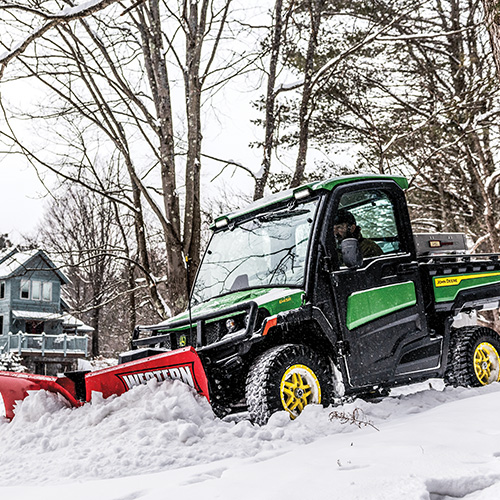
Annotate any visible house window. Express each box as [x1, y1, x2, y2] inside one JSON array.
[[19, 280, 53, 301], [20, 280, 30, 299], [0, 315, 3, 334], [32, 281, 41, 300], [42, 282, 52, 302], [0, 282, 4, 299]]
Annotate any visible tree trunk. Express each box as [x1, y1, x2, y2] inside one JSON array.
[[483, 0, 500, 78], [254, 0, 284, 201], [131, 179, 169, 318], [90, 300, 100, 356], [290, 0, 325, 189], [182, 0, 207, 285], [137, 0, 189, 315]]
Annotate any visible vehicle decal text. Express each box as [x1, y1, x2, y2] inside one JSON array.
[[435, 272, 500, 287], [117, 364, 196, 391]]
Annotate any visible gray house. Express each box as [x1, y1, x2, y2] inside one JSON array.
[[0, 247, 91, 374]]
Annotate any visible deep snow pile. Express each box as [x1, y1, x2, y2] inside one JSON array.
[[0, 378, 369, 484], [2, 379, 500, 499]]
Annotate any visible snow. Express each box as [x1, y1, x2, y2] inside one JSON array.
[[2, 378, 500, 499], [58, 0, 109, 17], [0, 248, 37, 279]]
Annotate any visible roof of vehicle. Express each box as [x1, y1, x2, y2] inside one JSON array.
[[213, 174, 408, 227]]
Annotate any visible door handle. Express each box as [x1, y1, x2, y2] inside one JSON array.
[[398, 262, 418, 274]]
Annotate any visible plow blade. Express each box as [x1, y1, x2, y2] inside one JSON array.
[[85, 347, 210, 402], [0, 347, 210, 421], [0, 371, 82, 420]]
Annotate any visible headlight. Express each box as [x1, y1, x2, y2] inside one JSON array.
[[226, 318, 237, 333]]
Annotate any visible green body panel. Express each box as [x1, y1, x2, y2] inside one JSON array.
[[312, 175, 408, 193], [260, 290, 304, 316], [433, 271, 500, 303], [213, 174, 408, 227], [156, 288, 305, 333], [346, 281, 417, 330]]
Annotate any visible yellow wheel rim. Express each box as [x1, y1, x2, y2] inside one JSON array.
[[280, 364, 321, 419], [473, 342, 500, 385]]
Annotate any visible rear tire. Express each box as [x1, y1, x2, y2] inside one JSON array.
[[445, 326, 500, 387], [245, 344, 334, 425]]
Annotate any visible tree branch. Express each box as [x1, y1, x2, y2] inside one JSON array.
[[0, 0, 122, 78]]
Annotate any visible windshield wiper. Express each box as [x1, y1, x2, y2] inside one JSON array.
[[257, 208, 310, 223]]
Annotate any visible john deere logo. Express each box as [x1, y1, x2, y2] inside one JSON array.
[[179, 335, 187, 347]]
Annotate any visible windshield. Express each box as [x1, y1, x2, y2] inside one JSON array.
[[192, 199, 319, 304]]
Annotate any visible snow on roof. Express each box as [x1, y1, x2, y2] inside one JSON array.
[[61, 313, 94, 333], [12, 310, 63, 321], [0, 248, 36, 277], [10, 310, 94, 332], [0, 247, 69, 283]]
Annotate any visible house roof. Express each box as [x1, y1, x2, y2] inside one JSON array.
[[12, 310, 63, 321], [11, 310, 94, 333], [61, 313, 94, 333], [0, 247, 69, 283]]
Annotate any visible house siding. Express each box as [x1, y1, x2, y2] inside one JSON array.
[[0, 249, 89, 375], [0, 280, 10, 335], [5, 254, 63, 335]]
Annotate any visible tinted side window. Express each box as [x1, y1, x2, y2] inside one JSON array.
[[338, 189, 401, 255]]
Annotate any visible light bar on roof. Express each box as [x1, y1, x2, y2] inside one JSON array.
[[215, 217, 229, 229], [293, 187, 312, 201]]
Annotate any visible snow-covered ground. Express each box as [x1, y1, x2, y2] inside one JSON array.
[[1, 378, 500, 499]]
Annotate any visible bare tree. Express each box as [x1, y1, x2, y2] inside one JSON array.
[[0, 0, 122, 77], [264, 0, 500, 254], [0, 0, 250, 318], [37, 185, 130, 355], [250, 0, 406, 193]]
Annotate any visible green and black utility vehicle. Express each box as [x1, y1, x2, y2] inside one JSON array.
[[123, 174, 500, 424]]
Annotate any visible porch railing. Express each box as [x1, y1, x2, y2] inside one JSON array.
[[0, 332, 88, 357]]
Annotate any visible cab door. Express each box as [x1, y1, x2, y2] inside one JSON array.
[[327, 182, 441, 388]]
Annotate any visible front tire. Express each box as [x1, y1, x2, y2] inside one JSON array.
[[445, 326, 500, 387], [245, 344, 334, 425]]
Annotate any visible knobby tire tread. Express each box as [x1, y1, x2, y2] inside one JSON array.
[[445, 326, 500, 387], [245, 343, 334, 425]]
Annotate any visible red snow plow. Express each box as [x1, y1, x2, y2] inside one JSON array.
[[0, 347, 210, 420]]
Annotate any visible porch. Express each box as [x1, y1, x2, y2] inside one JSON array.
[[0, 332, 89, 357]]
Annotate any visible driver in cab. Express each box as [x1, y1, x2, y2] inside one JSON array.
[[334, 209, 383, 259]]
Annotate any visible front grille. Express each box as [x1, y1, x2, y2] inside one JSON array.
[[157, 321, 229, 349], [152, 329, 196, 349], [136, 308, 254, 351], [205, 321, 226, 345], [150, 333, 171, 350]]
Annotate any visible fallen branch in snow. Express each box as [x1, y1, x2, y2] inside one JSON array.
[[329, 408, 379, 431]]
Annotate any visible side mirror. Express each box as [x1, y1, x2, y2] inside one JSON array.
[[341, 238, 363, 269]]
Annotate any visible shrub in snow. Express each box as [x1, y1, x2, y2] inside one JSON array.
[[0, 352, 27, 372], [329, 408, 379, 431]]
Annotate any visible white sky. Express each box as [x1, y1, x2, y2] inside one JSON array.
[[0, 1, 278, 243], [0, 156, 50, 242]]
